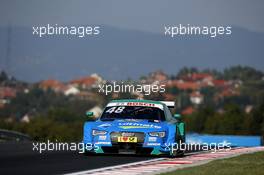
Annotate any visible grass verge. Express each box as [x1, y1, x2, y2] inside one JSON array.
[[160, 151, 264, 175]]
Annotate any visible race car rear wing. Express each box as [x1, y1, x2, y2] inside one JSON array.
[[160, 101, 175, 108]]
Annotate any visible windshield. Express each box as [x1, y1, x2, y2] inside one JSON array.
[[100, 106, 165, 121]]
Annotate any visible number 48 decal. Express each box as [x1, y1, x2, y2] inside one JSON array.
[[106, 107, 125, 113]]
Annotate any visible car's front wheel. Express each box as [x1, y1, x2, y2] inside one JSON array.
[[170, 135, 185, 158]]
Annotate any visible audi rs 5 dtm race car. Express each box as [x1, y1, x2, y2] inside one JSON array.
[[83, 99, 185, 157]]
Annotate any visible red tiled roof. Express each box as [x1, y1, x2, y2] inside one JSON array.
[[221, 89, 239, 97], [39, 79, 65, 90], [215, 89, 240, 100], [166, 80, 200, 90], [70, 76, 97, 86], [212, 80, 227, 87], [181, 73, 213, 81], [177, 82, 200, 90], [0, 87, 16, 98]]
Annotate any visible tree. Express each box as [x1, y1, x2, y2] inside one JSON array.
[[200, 87, 217, 107], [186, 107, 214, 133], [177, 67, 198, 77], [0, 71, 8, 82], [224, 66, 263, 81], [250, 102, 264, 135], [217, 104, 244, 134]]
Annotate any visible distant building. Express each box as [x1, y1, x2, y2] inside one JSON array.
[[0, 87, 16, 98], [0, 99, 10, 108], [219, 89, 239, 98], [212, 79, 228, 88], [64, 86, 80, 96], [147, 70, 168, 83], [190, 91, 204, 105], [166, 80, 200, 91], [39, 79, 65, 92], [245, 105, 253, 114], [0, 87, 16, 107], [90, 73, 105, 84], [69, 74, 103, 89], [24, 88, 30, 94], [20, 115, 30, 123], [181, 73, 213, 82]]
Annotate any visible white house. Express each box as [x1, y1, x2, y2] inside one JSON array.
[[190, 91, 204, 105], [21, 115, 30, 123], [64, 86, 80, 96]]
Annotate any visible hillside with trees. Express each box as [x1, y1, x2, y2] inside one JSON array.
[[0, 65, 264, 141]]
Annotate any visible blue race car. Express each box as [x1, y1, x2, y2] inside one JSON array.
[[83, 99, 185, 157]]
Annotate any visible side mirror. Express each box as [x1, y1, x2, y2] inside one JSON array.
[[174, 114, 181, 119], [86, 111, 94, 117]]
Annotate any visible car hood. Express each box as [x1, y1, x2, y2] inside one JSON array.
[[93, 119, 168, 132]]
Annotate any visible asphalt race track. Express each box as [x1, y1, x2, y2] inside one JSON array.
[[0, 142, 153, 175], [1, 142, 262, 175]]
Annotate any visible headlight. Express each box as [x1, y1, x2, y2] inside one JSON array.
[[148, 131, 165, 137], [92, 129, 107, 136]]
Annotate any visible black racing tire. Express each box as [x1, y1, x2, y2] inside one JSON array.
[[83, 150, 95, 156], [169, 131, 185, 158]]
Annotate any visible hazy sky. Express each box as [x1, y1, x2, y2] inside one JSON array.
[[1, 0, 264, 33]]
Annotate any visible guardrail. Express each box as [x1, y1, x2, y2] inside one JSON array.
[[0, 129, 31, 142]]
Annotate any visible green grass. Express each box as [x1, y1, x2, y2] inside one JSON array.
[[160, 151, 264, 175]]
